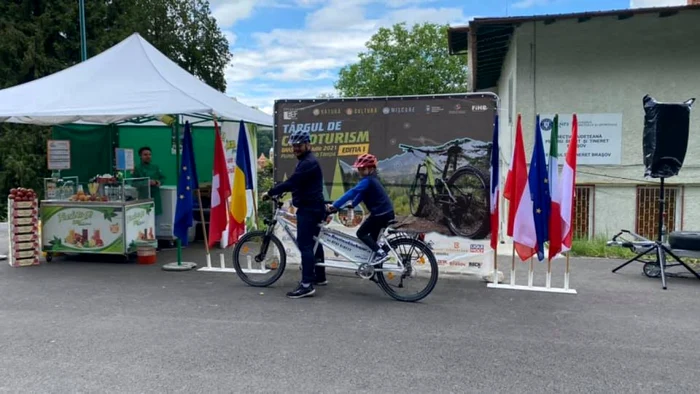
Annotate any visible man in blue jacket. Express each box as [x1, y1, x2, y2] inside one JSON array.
[[263, 129, 326, 299]]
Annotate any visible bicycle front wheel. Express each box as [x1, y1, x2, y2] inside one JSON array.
[[376, 237, 439, 302], [232, 230, 287, 287]]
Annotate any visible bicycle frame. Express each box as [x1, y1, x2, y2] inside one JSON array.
[[412, 149, 460, 204], [267, 205, 406, 274]]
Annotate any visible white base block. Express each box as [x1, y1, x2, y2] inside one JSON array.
[[196, 253, 270, 274], [482, 270, 505, 283], [486, 283, 578, 294], [198, 267, 238, 273], [162, 262, 197, 271]]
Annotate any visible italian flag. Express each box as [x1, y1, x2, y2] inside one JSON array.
[[550, 114, 578, 258], [548, 115, 562, 260]]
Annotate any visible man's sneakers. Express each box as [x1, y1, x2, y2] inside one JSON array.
[[372, 250, 390, 264], [314, 279, 328, 286], [286, 282, 316, 299]]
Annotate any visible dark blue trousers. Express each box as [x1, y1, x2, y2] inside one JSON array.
[[296, 207, 326, 284]]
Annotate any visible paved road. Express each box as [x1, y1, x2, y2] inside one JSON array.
[[0, 239, 699, 393]]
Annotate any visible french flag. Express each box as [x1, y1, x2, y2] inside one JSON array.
[[490, 115, 500, 251], [507, 114, 537, 261]]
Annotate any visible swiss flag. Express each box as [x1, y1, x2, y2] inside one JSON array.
[[208, 120, 233, 248]]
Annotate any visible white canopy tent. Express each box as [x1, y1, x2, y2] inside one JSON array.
[[0, 33, 272, 127], [0, 33, 272, 269]]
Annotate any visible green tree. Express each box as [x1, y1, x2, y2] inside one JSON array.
[[334, 22, 468, 97], [117, 0, 232, 92], [0, 0, 232, 219], [256, 129, 272, 157]]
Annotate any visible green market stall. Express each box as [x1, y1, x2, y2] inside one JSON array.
[[50, 118, 262, 245], [0, 33, 273, 268]]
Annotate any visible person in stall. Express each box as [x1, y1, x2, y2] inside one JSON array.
[[131, 146, 165, 218]]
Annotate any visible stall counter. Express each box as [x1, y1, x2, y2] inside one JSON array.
[[40, 199, 157, 261]]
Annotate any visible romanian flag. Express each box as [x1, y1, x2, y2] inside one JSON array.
[[229, 121, 254, 243]]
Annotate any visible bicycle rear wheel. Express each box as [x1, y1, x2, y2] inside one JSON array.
[[232, 230, 287, 287], [376, 237, 438, 302], [445, 166, 490, 239]]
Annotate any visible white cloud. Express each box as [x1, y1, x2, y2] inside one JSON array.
[[227, 82, 338, 115], [511, 0, 557, 9], [223, 31, 237, 46], [210, 0, 258, 28], [224, 1, 472, 113], [630, 0, 687, 7]]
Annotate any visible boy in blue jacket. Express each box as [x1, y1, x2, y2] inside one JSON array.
[[328, 153, 395, 264]]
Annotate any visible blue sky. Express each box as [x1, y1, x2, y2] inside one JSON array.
[[210, 0, 687, 114]]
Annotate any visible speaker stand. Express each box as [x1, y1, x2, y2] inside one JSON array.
[[612, 177, 700, 289]]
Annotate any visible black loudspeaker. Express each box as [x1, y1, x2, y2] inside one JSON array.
[[642, 94, 696, 178]]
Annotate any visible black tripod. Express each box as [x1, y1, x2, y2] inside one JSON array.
[[612, 177, 700, 289]]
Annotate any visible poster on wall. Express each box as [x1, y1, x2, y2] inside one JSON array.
[[272, 94, 499, 277], [539, 113, 623, 165]]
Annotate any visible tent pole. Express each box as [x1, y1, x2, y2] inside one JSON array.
[[79, 0, 87, 61]]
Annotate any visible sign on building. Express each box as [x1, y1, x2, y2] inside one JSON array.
[[540, 113, 623, 165]]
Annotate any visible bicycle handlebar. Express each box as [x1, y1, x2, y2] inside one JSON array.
[[398, 137, 473, 155]]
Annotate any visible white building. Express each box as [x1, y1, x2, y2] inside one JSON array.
[[448, 2, 700, 241]]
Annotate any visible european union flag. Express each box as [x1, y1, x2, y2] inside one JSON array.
[[528, 114, 551, 261], [174, 121, 199, 246]]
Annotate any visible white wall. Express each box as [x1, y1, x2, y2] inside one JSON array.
[[593, 186, 636, 236], [513, 9, 700, 186], [485, 9, 700, 238]]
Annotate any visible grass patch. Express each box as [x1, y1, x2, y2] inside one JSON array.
[[569, 236, 638, 259]]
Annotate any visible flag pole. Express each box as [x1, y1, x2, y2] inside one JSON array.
[[493, 245, 498, 285], [251, 191, 260, 230], [197, 189, 210, 254], [510, 244, 516, 286], [175, 115, 183, 267], [546, 256, 552, 288], [565, 252, 571, 290], [528, 256, 534, 287], [248, 127, 260, 230], [163, 115, 197, 272]]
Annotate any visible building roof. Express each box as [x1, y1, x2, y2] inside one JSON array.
[[448, 4, 700, 91]]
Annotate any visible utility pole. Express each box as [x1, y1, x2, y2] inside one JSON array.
[[79, 0, 87, 61]]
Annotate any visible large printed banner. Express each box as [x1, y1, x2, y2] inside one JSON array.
[[272, 94, 498, 277]]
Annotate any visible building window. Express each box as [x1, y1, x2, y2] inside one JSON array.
[[635, 185, 682, 240], [574, 185, 594, 240]]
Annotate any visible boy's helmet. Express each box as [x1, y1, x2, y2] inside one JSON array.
[[353, 153, 378, 168], [288, 129, 311, 145]]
